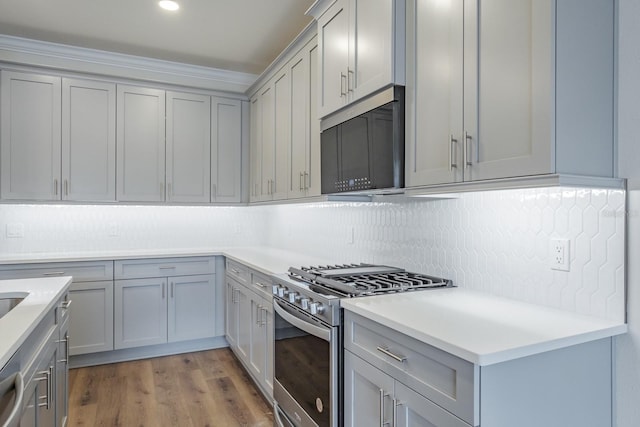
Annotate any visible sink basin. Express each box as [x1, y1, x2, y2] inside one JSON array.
[[0, 293, 28, 320]]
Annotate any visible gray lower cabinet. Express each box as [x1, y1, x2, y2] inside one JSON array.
[[344, 310, 614, 427], [114, 257, 217, 350], [225, 260, 274, 398], [16, 290, 70, 427], [344, 351, 469, 427], [0, 261, 114, 357]]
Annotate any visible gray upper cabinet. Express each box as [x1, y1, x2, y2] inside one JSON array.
[[211, 96, 243, 203], [288, 38, 321, 199], [249, 95, 262, 202], [62, 78, 116, 201], [313, 0, 405, 118], [406, 0, 615, 188], [1, 71, 62, 200], [116, 85, 166, 202], [166, 91, 211, 203]]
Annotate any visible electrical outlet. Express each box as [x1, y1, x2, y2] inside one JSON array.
[[6, 223, 24, 238], [550, 238, 570, 271]]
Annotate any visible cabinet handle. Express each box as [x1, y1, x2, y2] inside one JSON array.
[[256, 304, 262, 326], [254, 282, 267, 289], [162, 283, 165, 298], [304, 172, 309, 190], [168, 182, 172, 198], [347, 68, 354, 93], [340, 72, 347, 96], [376, 346, 407, 363], [36, 366, 53, 409], [61, 299, 72, 310], [254, 183, 258, 197], [212, 184, 217, 200], [299, 172, 303, 191], [449, 135, 458, 171], [230, 268, 240, 274], [57, 333, 70, 363], [232, 288, 239, 304], [261, 307, 268, 326], [464, 131, 473, 168], [159, 265, 176, 270], [64, 179, 69, 196], [43, 271, 65, 276], [160, 182, 165, 198], [393, 398, 401, 427], [171, 282, 174, 298], [379, 389, 386, 427], [54, 179, 58, 196]]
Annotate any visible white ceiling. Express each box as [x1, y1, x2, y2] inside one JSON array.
[[0, 0, 315, 75]]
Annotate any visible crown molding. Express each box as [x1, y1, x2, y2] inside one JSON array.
[[0, 34, 258, 93]]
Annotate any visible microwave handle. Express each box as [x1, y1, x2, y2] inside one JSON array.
[[273, 300, 331, 342], [0, 372, 24, 427]]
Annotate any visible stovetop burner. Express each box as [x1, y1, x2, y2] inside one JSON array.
[[288, 263, 452, 297]]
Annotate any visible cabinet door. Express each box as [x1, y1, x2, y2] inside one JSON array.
[[62, 78, 116, 201], [273, 70, 290, 201], [318, 0, 349, 117], [114, 278, 168, 349], [249, 95, 262, 202], [68, 280, 114, 355], [259, 85, 274, 201], [463, 0, 553, 181], [211, 97, 242, 203], [263, 302, 274, 396], [168, 274, 216, 342], [166, 91, 211, 203], [116, 85, 166, 202], [0, 71, 61, 200], [405, 0, 463, 187], [236, 285, 251, 361], [225, 280, 239, 350], [350, 0, 395, 101], [249, 293, 266, 381], [289, 50, 309, 199], [56, 318, 70, 427], [395, 382, 470, 427], [307, 44, 321, 197], [344, 350, 395, 427]]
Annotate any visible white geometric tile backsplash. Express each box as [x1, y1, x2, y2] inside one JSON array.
[[0, 187, 626, 322]]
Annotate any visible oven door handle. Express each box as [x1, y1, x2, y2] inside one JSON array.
[[273, 300, 331, 342], [0, 372, 24, 427]]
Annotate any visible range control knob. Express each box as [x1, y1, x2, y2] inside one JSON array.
[[288, 292, 299, 303], [310, 302, 324, 315], [300, 298, 310, 310], [272, 285, 279, 295], [278, 287, 287, 298]]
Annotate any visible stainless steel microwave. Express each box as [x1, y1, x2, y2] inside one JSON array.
[[320, 86, 404, 195]]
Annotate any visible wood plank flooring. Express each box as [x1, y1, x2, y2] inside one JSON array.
[[68, 348, 274, 427]]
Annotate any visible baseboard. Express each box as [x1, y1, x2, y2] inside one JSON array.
[[69, 336, 229, 368]]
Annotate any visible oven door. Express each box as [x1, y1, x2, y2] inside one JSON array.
[[273, 299, 339, 427]]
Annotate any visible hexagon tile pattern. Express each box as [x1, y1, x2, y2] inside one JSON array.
[[0, 187, 626, 322], [265, 187, 626, 322]]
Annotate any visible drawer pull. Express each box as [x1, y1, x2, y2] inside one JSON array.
[[230, 268, 240, 274], [254, 282, 268, 289], [43, 271, 65, 276], [159, 266, 176, 270], [61, 299, 72, 310], [376, 346, 407, 363]]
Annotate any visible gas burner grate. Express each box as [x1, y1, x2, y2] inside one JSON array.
[[288, 264, 452, 297]]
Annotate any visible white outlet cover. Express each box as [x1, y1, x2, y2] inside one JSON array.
[[6, 223, 24, 238], [550, 238, 570, 271]]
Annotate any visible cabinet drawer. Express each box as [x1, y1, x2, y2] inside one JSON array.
[[114, 257, 215, 279], [226, 259, 250, 285], [344, 311, 477, 425], [0, 261, 113, 282], [251, 271, 273, 300]]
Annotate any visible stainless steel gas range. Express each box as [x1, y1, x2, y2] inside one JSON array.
[[271, 264, 453, 427]]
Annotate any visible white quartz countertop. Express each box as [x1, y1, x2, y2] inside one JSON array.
[[0, 276, 72, 368], [341, 288, 627, 366], [0, 246, 338, 275]]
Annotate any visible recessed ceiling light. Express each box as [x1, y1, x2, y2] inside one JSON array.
[[159, 0, 179, 11]]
